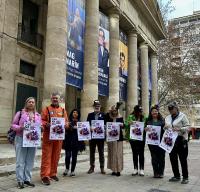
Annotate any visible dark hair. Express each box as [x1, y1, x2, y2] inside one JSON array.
[[147, 105, 163, 122], [131, 105, 144, 121], [120, 52, 125, 60], [69, 108, 81, 121], [99, 28, 105, 40]]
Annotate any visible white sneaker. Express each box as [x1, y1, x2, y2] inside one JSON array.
[[139, 170, 144, 176], [70, 172, 75, 177], [132, 169, 138, 176], [63, 169, 69, 176]]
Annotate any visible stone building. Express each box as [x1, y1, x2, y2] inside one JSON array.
[[0, 0, 165, 142]]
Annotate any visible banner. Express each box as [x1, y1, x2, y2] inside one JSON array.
[[23, 122, 41, 147], [106, 122, 120, 142], [77, 121, 91, 141], [91, 120, 105, 139], [66, 0, 85, 89], [119, 30, 128, 101], [145, 125, 161, 145], [130, 121, 144, 141], [98, 12, 109, 96], [159, 129, 178, 153], [49, 117, 65, 140]]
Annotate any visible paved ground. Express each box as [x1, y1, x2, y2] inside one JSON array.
[[0, 141, 200, 192]]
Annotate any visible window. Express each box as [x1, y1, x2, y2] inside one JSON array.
[[20, 60, 36, 77]]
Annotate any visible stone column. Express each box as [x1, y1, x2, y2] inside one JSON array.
[[43, 0, 67, 107], [80, 0, 99, 120], [127, 31, 138, 115], [151, 53, 158, 105], [140, 43, 149, 116]]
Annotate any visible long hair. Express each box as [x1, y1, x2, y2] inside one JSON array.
[[147, 105, 164, 123], [69, 108, 81, 122], [131, 105, 144, 121], [24, 97, 36, 112]]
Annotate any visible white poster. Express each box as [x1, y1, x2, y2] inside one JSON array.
[[130, 121, 144, 141], [145, 125, 161, 145], [49, 117, 65, 140], [106, 122, 120, 142], [91, 120, 105, 139], [159, 129, 178, 153], [77, 121, 91, 141], [23, 122, 41, 147]]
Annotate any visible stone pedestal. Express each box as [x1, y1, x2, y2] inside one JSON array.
[[151, 53, 158, 105]]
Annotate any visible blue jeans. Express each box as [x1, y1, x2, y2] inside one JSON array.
[[15, 136, 36, 182]]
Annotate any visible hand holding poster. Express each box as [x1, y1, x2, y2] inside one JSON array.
[[91, 120, 105, 139], [77, 121, 91, 141], [49, 117, 65, 140], [130, 121, 144, 141], [159, 129, 178, 153], [23, 122, 41, 147], [145, 125, 161, 145], [106, 122, 120, 142]]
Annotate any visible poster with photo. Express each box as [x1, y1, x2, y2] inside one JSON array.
[[23, 122, 41, 147], [145, 125, 161, 145], [49, 117, 65, 140], [91, 120, 105, 139], [77, 121, 91, 141], [130, 121, 144, 141], [106, 122, 120, 142], [159, 129, 178, 153]]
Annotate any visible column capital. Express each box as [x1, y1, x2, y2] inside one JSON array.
[[108, 6, 120, 18], [139, 42, 148, 49], [150, 52, 158, 58], [127, 29, 138, 37]]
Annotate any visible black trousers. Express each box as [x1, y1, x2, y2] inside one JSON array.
[[148, 145, 165, 176], [169, 136, 188, 179], [65, 148, 78, 172], [129, 140, 145, 170], [89, 139, 104, 168]]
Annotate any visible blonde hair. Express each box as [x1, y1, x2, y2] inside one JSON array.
[[24, 97, 36, 112]]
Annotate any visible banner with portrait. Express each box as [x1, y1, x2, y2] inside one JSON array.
[[145, 125, 161, 145], [91, 120, 105, 139], [49, 117, 65, 140], [130, 121, 144, 141], [66, 0, 85, 89], [77, 121, 91, 141], [106, 122, 120, 142], [98, 12, 110, 96]]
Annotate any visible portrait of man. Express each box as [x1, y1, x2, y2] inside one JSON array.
[[119, 51, 127, 76]]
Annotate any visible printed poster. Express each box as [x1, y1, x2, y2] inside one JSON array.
[[77, 121, 91, 141], [145, 125, 161, 145], [49, 117, 65, 140], [106, 122, 120, 142], [130, 121, 144, 141], [91, 120, 105, 139]]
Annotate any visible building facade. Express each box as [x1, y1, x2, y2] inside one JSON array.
[[0, 0, 165, 141]]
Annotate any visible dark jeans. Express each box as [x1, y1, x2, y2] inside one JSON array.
[[89, 139, 104, 168], [65, 149, 78, 172], [169, 136, 188, 179], [129, 140, 145, 170], [149, 145, 165, 176]]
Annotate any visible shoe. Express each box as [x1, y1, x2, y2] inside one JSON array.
[[169, 176, 181, 182], [116, 172, 121, 177], [24, 181, 35, 187], [50, 175, 59, 181], [111, 172, 116, 176], [139, 170, 144, 176], [181, 178, 189, 184], [100, 168, 106, 174], [42, 177, 50, 185], [87, 166, 94, 174], [63, 169, 69, 176], [159, 174, 164, 178], [17, 182, 24, 189], [132, 169, 138, 176], [153, 174, 159, 178], [70, 172, 76, 177]]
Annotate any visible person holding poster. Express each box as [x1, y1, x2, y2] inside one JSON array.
[[125, 105, 147, 176], [40, 93, 69, 185], [165, 102, 190, 184], [11, 97, 41, 189], [145, 105, 165, 178], [87, 100, 106, 174], [105, 102, 124, 177]]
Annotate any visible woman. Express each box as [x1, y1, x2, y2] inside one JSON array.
[[11, 97, 41, 189], [125, 105, 147, 176], [165, 102, 190, 184], [145, 105, 165, 178], [105, 103, 124, 176], [63, 109, 85, 177]]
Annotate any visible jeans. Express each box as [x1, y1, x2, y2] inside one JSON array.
[[15, 136, 36, 182], [65, 149, 78, 172]]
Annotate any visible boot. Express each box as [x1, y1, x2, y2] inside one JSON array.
[[87, 166, 94, 174], [100, 167, 106, 174]]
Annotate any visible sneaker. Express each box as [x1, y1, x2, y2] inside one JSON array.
[[70, 172, 76, 177], [24, 181, 35, 187], [132, 169, 138, 176], [87, 166, 94, 174], [139, 170, 144, 176], [17, 182, 24, 189], [50, 176, 59, 181], [169, 176, 181, 182], [181, 178, 189, 184], [116, 172, 121, 177], [41, 177, 50, 185], [63, 169, 69, 176]]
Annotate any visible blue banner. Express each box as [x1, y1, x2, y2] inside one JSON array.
[[66, 0, 85, 89]]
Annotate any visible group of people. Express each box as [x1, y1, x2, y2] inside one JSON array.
[[11, 93, 190, 189]]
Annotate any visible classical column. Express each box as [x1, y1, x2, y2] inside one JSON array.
[[81, 0, 99, 120], [151, 53, 158, 105], [43, 0, 67, 107], [127, 31, 138, 115], [140, 43, 149, 116]]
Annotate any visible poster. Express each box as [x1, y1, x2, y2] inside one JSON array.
[[77, 121, 91, 141], [91, 120, 105, 139], [23, 122, 41, 147], [98, 12, 109, 96], [106, 122, 120, 142], [159, 129, 178, 153], [49, 117, 65, 140], [66, 0, 85, 89], [130, 121, 144, 141], [145, 125, 161, 145]]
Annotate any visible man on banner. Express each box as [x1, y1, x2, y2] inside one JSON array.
[[40, 93, 69, 185]]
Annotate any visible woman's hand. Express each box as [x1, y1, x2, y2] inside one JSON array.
[[173, 127, 180, 131], [145, 125, 151, 132]]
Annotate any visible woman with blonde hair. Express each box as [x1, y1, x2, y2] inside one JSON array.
[[11, 97, 42, 189]]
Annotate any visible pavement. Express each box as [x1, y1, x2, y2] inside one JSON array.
[[0, 140, 200, 192]]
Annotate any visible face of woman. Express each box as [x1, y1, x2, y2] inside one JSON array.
[[111, 109, 118, 117], [151, 109, 158, 119], [26, 99, 35, 111], [72, 111, 78, 119]]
